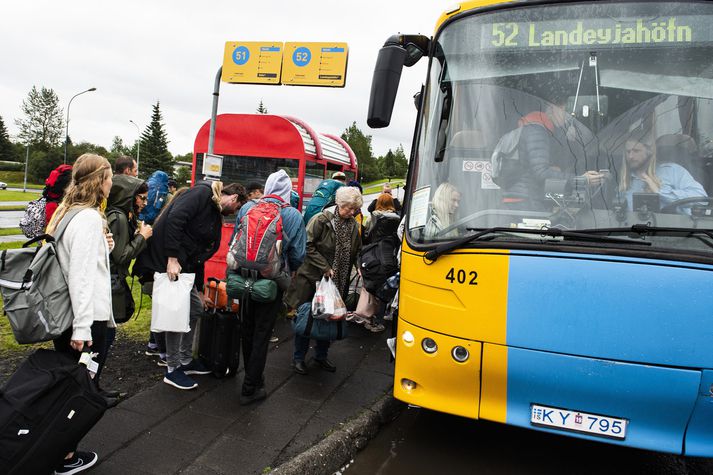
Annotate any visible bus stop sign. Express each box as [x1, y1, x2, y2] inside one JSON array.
[[282, 42, 348, 87], [222, 42, 283, 84]]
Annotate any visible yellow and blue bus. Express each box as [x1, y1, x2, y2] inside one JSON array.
[[368, 0, 713, 456]]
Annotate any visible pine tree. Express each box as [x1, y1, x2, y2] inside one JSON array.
[[15, 86, 64, 149], [0, 116, 18, 162], [139, 102, 174, 179], [256, 100, 268, 114]]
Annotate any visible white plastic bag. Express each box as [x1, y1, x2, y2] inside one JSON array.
[[151, 272, 195, 333], [312, 276, 347, 321]]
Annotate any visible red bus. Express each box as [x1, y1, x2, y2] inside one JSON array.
[[192, 113, 357, 280]]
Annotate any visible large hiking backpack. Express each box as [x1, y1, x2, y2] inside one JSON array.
[[358, 235, 400, 299], [19, 198, 47, 239], [227, 195, 289, 279], [138, 171, 169, 224], [0, 209, 80, 344], [303, 179, 344, 225]]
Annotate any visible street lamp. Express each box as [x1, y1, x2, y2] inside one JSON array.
[[129, 119, 141, 174], [64, 87, 97, 164]]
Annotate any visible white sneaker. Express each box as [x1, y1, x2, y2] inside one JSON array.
[[364, 321, 386, 333]]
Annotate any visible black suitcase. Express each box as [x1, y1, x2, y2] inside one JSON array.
[[210, 309, 241, 378], [198, 288, 241, 378], [0, 349, 107, 475]]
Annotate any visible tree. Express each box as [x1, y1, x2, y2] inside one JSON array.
[[341, 122, 378, 182], [174, 166, 192, 187], [28, 148, 63, 182], [256, 100, 268, 114], [0, 116, 19, 162], [173, 152, 193, 164], [138, 102, 174, 179], [381, 150, 397, 178], [392, 144, 409, 178], [110, 136, 131, 157], [15, 86, 64, 149]]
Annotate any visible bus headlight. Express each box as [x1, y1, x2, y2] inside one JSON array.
[[401, 378, 418, 391], [421, 338, 438, 354], [452, 346, 470, 363], [402, 331, 414, 344]]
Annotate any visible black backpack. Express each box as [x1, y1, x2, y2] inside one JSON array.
[[358, 235, 399, 298]]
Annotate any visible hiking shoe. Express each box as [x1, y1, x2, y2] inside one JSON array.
[[157, 357, 167, 367], [179, 359, 211, 375], [239, 387, 267, 405], [364, 321, 386, 333], [54, 450, 98, 475], [269, 335, 279, 343], [163, 369, 197, 390], [292, 360, 308, 375], [145, 348, 160, 356], [314, 358, 337, 372]]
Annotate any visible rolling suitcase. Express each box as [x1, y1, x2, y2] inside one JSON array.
[[199, 278, 241, 378], [0, 349, 107, 475]]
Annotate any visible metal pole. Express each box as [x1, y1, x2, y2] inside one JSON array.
[[64, 87, 97, 164], [207, 67, 222, 155], [23, 146, 29, 193], [129, 120, 141, 174]]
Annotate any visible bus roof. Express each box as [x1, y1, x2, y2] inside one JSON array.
[[436, 0, 516, 31], [194, 114, 357, 169]]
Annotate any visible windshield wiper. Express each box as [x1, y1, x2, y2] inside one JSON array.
[[579, 224, 713, 250], [424, 227, 650, 261]]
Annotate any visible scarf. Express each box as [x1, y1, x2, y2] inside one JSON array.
[[331, 208, 354, 298]]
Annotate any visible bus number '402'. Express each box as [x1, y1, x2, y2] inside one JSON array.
[[445, 268, 478, 285]]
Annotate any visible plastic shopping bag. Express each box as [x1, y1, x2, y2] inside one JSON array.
[[150, 272, 195, 332], [311, 276, 347, 321]]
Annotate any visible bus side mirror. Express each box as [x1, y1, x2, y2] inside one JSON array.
[[367, 45, 408, 129], [368, 34, 430, 129]]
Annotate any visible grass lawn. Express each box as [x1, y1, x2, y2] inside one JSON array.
[[362, 178, 406, 195], [7, 184, 42, 190], [0, 205, 26, 211], [0, 190, 37, 202], [0, 228, 22, 237]]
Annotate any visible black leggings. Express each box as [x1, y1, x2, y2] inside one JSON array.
[[53, 321, 109, 383]]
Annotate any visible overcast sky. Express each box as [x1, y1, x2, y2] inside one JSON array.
[[0, 1, 444, 159]]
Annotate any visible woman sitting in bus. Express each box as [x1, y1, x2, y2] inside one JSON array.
[[424, 183, 461, 238], [619, 135, 707, 212]]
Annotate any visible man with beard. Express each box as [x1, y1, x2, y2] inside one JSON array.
[[134, 180, 247, 390]]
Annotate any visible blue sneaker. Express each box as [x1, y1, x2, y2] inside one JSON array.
[[179, 359, 211, 375], [163, 369, 197, 390]]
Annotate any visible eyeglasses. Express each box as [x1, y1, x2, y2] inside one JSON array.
[[137, 195, 148, 202]]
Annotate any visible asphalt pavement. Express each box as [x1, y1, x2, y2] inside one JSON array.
[[82, 316, 397, 475]]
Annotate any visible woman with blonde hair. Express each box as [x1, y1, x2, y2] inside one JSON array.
[[425, 182, 461, 238], [286, 186, 363, 375], [46, 153, 114, 475]]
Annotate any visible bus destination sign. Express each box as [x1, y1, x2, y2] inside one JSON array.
[[222, 42, 283, 84], [282, 42, 348, 87], [483, 16, 702, 50]]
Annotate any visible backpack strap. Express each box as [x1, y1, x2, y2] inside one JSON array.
[[52, 208, 85, 243], [262, 194, 290, 208]]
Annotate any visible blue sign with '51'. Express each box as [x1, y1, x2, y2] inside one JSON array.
[[233, 46, 250, 65]]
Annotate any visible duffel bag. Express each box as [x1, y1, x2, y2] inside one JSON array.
[[293, 302, 347, 341]]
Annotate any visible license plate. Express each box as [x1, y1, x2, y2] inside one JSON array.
[[530, 404, 628, 439]]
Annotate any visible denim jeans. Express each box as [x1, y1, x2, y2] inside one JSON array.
[[164, 286, 203, 371], [293, 335, 330, 362]]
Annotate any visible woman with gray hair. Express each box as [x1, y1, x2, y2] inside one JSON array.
[[285, 186, 363, 375]]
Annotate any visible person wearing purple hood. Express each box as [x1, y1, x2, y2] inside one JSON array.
[[230, 169, 306, 405]]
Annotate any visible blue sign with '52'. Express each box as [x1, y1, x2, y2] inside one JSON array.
[[232, 46, 250, 65], [292, 47, 311, 67]]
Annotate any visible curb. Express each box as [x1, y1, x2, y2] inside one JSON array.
[[270, 392, 405, 475]]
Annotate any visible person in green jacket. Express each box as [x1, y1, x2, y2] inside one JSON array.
[[285, 186, 363, 375]]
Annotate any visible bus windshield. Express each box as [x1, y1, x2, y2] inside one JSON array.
[[409, 1, 713, 257]]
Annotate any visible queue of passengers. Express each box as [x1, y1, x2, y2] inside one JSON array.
[[41, 157, 399, 474]]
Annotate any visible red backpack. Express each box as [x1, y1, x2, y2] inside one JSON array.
[[227, 195, 289, 279]]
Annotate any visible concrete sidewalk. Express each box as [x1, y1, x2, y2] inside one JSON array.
[[83, 317, 396, 475]]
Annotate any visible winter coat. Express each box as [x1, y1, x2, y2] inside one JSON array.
[[363, 210, 400, 244], [106, 174, 147, 321], [284, 206, 361, 309], [134, 181, 222, 290]]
